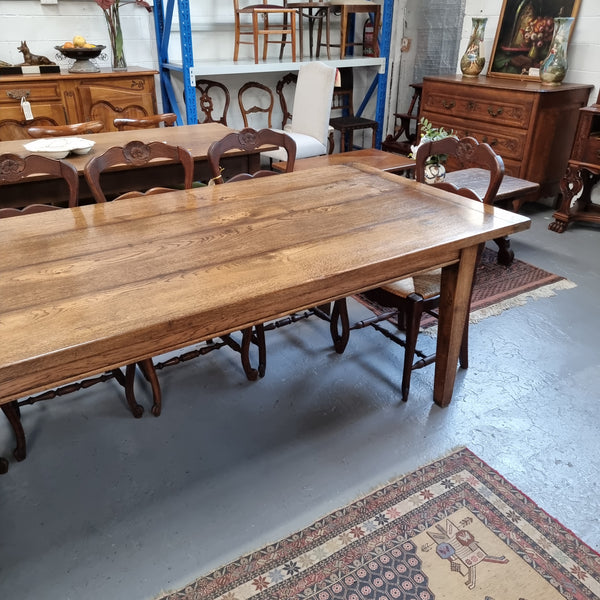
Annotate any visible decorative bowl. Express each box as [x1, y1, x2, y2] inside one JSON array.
[[55, 45, 105, 60], [55, 45, 105, 73]]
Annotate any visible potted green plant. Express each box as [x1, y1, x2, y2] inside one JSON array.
[[410, 117, 456, 184]]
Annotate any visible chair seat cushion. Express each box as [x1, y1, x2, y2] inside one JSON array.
[[381, 268, 442, 299], [263, 129, 327, 160]]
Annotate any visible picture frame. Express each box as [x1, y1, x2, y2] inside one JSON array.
[[488, 0, 581, 80]]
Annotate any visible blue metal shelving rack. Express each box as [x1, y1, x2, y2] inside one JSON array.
[[152, 0, 393, 146]]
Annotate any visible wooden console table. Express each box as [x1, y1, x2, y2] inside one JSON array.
[[549, 93, 600, 233], [0, 67, 158, 138], [420, 75, 592, 203]]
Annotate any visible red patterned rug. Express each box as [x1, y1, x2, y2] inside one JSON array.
[[157, 448, 600, 600], [356, 247, 576, 329]]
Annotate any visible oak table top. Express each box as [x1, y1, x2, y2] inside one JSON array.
[[0, 164, 530, 411], [272, 148, 416, 174]]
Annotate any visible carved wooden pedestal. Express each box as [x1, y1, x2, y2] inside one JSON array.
[[550, 96, 600, 233]]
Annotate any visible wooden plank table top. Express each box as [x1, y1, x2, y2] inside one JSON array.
[[0, 164, 530, 410], [272, 148, 416, 174]]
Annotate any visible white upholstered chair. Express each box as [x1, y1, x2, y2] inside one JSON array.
[[263, 61, 336, 161]]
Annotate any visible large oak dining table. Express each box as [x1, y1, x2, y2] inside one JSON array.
[[0, 123, 272, 207], [0, 163, 530, 464]]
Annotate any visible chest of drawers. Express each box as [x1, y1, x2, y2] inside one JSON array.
[[420, 75, 593, 201]]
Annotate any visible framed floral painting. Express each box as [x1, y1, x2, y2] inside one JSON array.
[[488, 0, 581, 79]]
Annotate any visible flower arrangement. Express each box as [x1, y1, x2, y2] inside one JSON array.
[[94, 0, 152, 70], [409, 117, 456, 166]]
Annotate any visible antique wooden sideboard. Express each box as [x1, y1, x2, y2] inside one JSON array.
[[549, 92, 600, 232], [0, 67, 158, 138], [420, 75, 593, 204]]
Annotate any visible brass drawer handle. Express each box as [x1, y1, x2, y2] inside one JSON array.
[[6, 89, 30, 101], [441, 100, 455, 110], [487, 106, 503, 117]]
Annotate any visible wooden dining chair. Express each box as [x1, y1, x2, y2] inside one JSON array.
[[26, 120, 104, 138], [83, 141, 195, 416], [238, 81, 275, 129], [329, 136, 505, 402], [0, 153, 80, 464], [329, 68, 378, 153], [195, 79, 231, 126], [233, 0, 297, 64], [84, 140, 194, 203], [207, 127, 297, 379], [112, 113, 177, 131], [0, 116, 59, 141]]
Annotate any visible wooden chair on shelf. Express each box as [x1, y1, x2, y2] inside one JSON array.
[[328, 136, 505, 402], [0, 117, 59, 141], [263, 61, 336, 161], [113, 113, 177, 131], [207, 127, 297, 379], [233, 0, 297, 64], [382, 83, 422, 156], [286, 0, 332, 59], [195, 79, 231, 125], [27, 120, 104, 138], [238, 81, 276, 129], [83, 141, 195, 416], [317, 0, 381, 58], [0, 153, 79, 465], [329, 68, 378, 153]]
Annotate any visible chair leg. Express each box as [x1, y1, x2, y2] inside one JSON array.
[[137, 359, 162, 417], [330, 298, 350, 353], [120, 365, 144, 418], [234, 17, 241, 61], [253, 13, 260, 64], [1, 401, 26, 461], [240, 324, 266, 381], [279, 11, 287, 60], [401, 295, 425, 402]]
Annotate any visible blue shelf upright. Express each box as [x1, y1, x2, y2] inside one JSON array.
[[153, 0, 197, 125]]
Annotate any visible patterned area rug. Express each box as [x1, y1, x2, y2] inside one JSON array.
[[356, 247, 576, 329], [157, 448, 600, 600]]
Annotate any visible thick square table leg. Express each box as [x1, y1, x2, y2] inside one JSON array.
[[433, 244, 479, 407]]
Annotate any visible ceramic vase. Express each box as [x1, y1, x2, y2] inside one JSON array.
[[423, 163, 446, 185], [460, 17, 487, 77], [539, 17, 574, 86]]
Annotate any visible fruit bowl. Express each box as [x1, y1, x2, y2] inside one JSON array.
[[55, 45, 105, 73]]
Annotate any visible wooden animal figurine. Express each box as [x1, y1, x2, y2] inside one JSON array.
[[17, 41, 55, 66]]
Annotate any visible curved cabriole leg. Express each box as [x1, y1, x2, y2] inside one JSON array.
[[1, 401, 26, 461], [240, 325, 267, 381], [330, 298, 350, 354], [124, 364, 144, 418], [138, 359, 162, 417]]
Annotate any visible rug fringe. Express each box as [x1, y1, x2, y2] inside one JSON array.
[[424, 279, 576, 336]]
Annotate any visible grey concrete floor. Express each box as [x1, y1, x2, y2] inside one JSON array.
[[0, 202, 599, 600]]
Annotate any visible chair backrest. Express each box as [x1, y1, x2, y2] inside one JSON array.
[[0, 153, 79, 209], [84, 140, 194, 202], [0, 117, 59, 141], [207, 127, 296, 184], [27, 120, 104, 138], [276, 72, 297, 129], [331, 67, 354, 116], [195, 79, 230, 126], [415, 136, 505, 205], [289, 61, 336, 145], [238, 82, 275, 129], [112, 113, 177, 131]]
